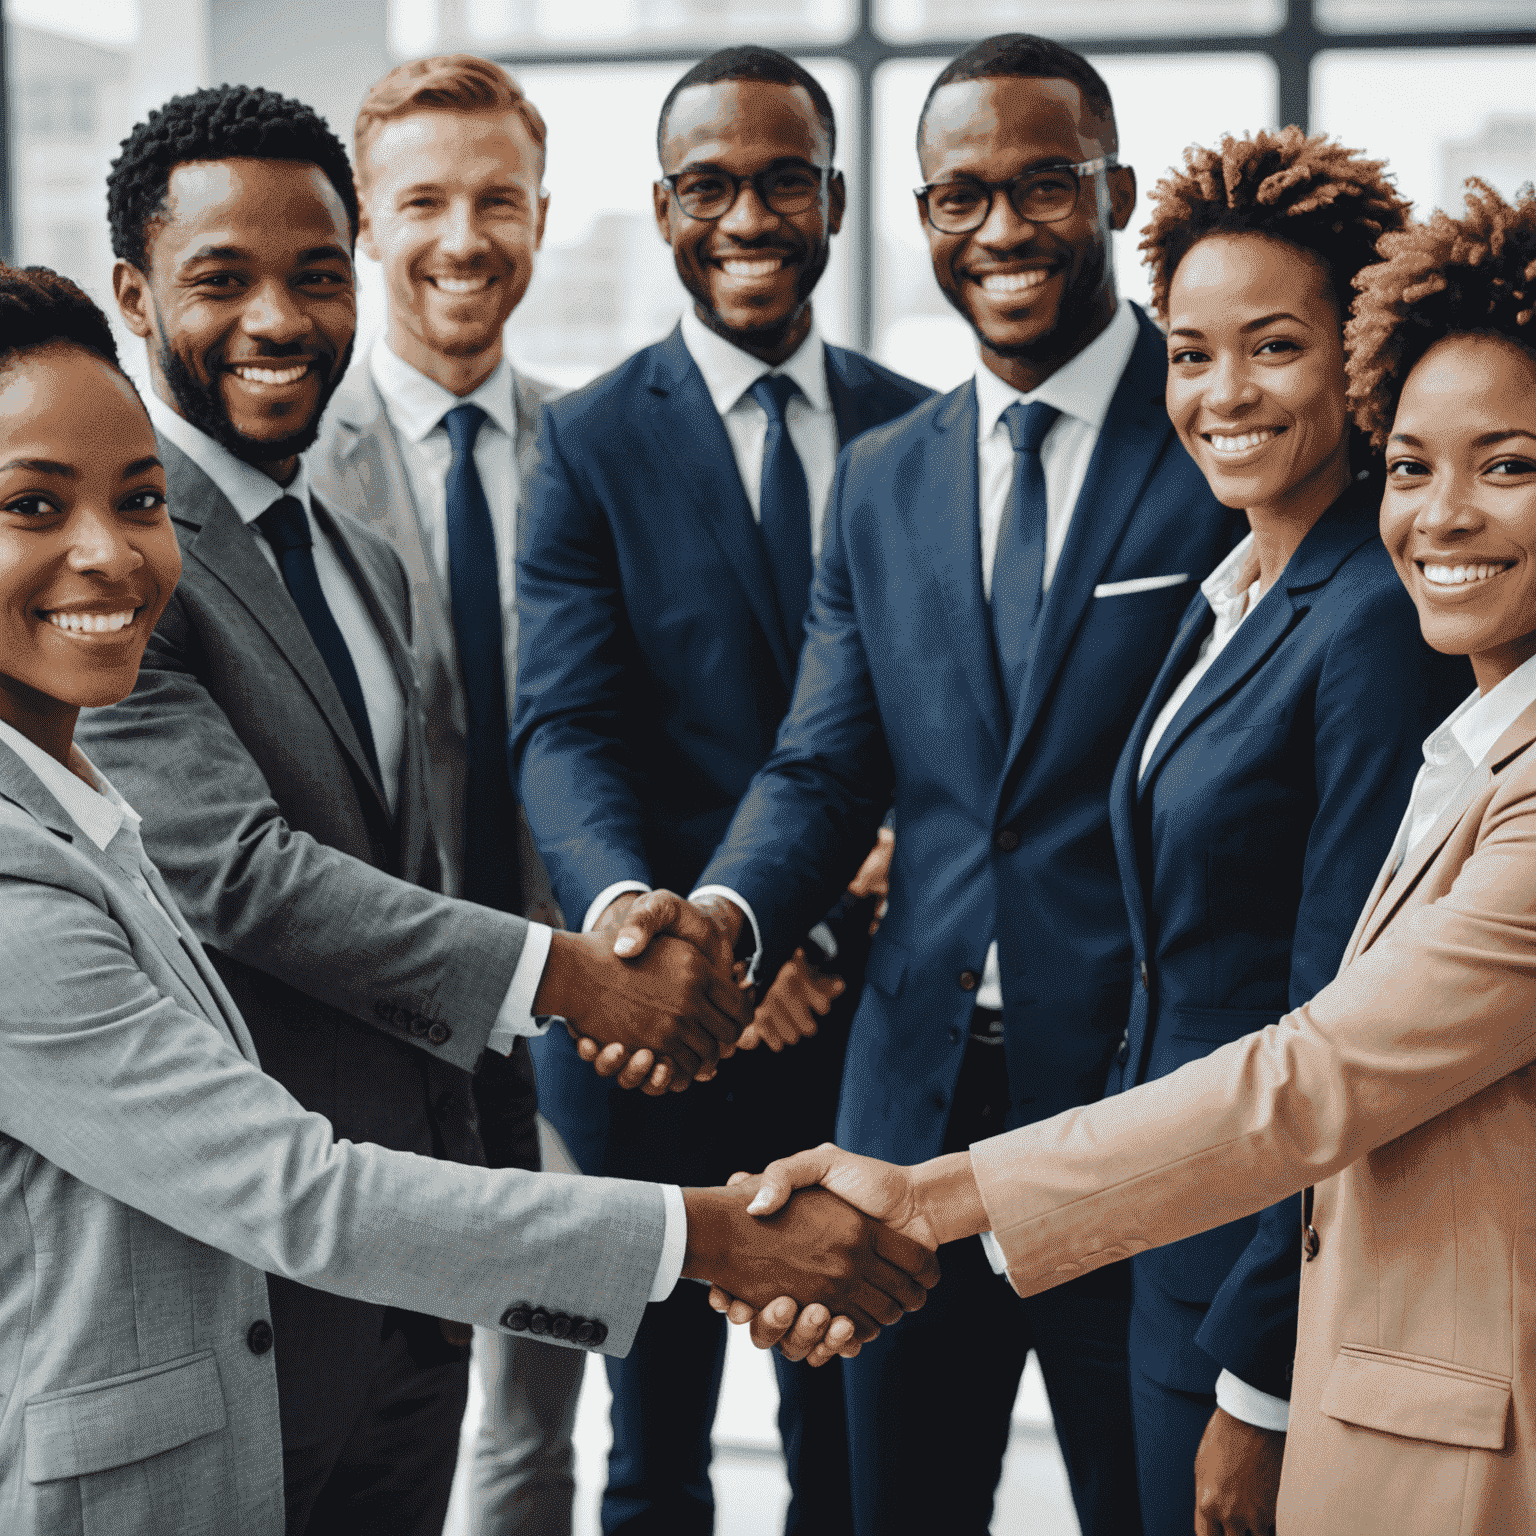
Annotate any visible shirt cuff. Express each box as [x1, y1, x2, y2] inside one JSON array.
[[581, 881, 653, 935], [979, 1230, 1010, 1275], [1215, 1369, 1290, 1432], [649, 1183, 688, 1302], [485, 923, 554, 1054], [688, 884, 764, 984]]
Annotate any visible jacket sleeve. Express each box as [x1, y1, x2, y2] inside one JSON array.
[[512, 406, 657, 923]]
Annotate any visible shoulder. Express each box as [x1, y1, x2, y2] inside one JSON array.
[[542, 342, 665, 433], [825, 344, 934, 412], [0, 799, 107, 913], [1316, 535, 1420, 640], [839, 383, 959, 474], [513, 367, 565, 410]]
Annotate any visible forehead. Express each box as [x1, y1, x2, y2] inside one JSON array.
[[1397, 334, 1536, 427], [153, 159, 352, 265], [662, 79, 827, 171], [919, 75, 1106, 177], [0, 345, 154, 453], [1168, 234, 1335, 322], [363, 108, 543, 188]]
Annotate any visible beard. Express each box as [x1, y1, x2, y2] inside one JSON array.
[[960, 239, 1112, 365], [691, 236, 830, 356], [155, 326, 353, 470]]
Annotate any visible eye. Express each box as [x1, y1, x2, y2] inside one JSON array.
[[765, 168, 820, 195], [196, 273, 241, 291], [2, 493, 63, 518], [1169, 347, 1208, 366], [931, 182, 985, 215], [1255, 338, 1299, 357], [1486, 456, 1536, 477], [1386, 456, 1430, 480], [120, 488, 167, 517]]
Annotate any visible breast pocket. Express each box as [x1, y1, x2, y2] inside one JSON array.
[[1320, 1344, 1511, 1450]]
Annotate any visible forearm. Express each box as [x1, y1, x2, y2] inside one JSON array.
[[910, 1150, 991, 1247]]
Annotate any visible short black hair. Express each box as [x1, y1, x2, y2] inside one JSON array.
[[918, 34, 1116, 156], [657, 46, 836, 164], [107, 84, 359, 273], [0, 264, 123, 374]]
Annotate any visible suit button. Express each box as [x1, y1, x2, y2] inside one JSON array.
[[590, 1321, 608, 1346], [958, 970, 978, 991], [571, 1319, 595, 1345], [409, 1015, 430, 1037], [550, 1312, 573, 1340], [1139, 961, 1149, 991], [1116, 1028, 1129, 1064], [501, 1305, 532, 1332], [994, 828, 1020, 853], [1303, 1225, 1320, 1261], [247, 1319, 274, 1355], [528, 1308, 553, 1336], [949, 1025, 962, 1044], [427, 1022, 451, 1045]]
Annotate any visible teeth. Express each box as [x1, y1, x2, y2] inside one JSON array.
[[1207, 430, 1279, 454], [1422, 563, 1509, 586], [232, 364, 308, 386], [979, 270, 1050, 295], [433, 276, 491, 294], [47, 609, 136, 634], [720, 259, 781, 278]]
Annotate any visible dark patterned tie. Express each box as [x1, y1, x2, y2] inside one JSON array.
[[990, 400, 1060, 715], [751, 373, 815, 653], [443, 404, 521, 913], [257, 494, 383, 789]]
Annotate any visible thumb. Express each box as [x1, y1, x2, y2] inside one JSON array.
[[746, 1144, 839, 1216], [611, 890, 683, 958]]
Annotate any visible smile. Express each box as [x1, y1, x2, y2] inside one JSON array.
[[431, 275, 496, 294], [717, 257, 787, 278], [976, 269, 1053, 296], [1420, 562, 1513, 587], [44, 608, 139, 635], [1204, 428, 1285, 456], [229, 363, 311, 386]]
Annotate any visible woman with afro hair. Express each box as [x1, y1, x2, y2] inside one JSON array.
[[742, 180, 1536, 1536]]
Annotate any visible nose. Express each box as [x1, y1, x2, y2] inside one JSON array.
[[438, 197, 492, 260], [67, 503, 143, 581], [1418, 466, 1481, 538], [241, 277, 313, 347], [1204, 351, 1260, 417], [715, 179, 779, 241], [973, 188, 1039, 251]]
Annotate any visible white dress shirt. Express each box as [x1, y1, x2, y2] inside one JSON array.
[[144, 394, 553, 1050], [369, 339, 524, 699]]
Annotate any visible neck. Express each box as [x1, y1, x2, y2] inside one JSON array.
[[386, 317, 503, 396], [0, 688, 80, 773], [1246, 447, 1352, 596], [979, 292, 1117, 395], [696, 299, 812, 366]]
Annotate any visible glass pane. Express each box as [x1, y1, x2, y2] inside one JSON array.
[[389, 0, 856, 58], [1312, 47, 1536, 219], [873, 52, 1279, 392], [875, 0, 1283, 43], [469, 59, 857, 391], [1318, 0, 1536, 32]]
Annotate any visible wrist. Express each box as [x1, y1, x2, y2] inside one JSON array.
[[532, 929, 596, 1021], [679, 1186, 739, 1284], [910, 1151, 989, 1246], [693, 894, 745, 952]]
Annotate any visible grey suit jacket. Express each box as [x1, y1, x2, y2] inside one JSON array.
[[0, 741, 663, 1536], [312, 360, 560, 913]]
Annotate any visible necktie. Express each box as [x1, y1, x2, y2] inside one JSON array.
[[751, 374, 815, 653], [990, 400, 1060, 714], [443, 404, 521, 913], [257, 494, 383, 789]]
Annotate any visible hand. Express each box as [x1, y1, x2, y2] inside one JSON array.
[[846, 826, 894, 925], [533, 890, 751, 1083], [738, 947, 843, 1053], [573, 891, 751, 1093], [681, 1176, 939, 1343], [1193, 1407, 1285, 1536]]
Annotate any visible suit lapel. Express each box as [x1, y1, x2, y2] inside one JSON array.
[[1004, 317, 1174, 777], [641, 329, 795, 685], [825, 344, 893, 448]]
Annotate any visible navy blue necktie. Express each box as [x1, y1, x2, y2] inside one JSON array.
[[991, 400, 1060, 714], [257, 494, 383, 789], [443, 404, 521, 913], [751, 374, 814, 652]]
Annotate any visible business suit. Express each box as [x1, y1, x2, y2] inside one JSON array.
[[0, 738, 664, 1536], [76, 434, 542, 1533], [696, 305, 1242, 1533], [514, 322, 929, 1533], [974, 691, 1536, 1535], [1107, 480, 1472, 1527], [311, 355, 582, 1533]]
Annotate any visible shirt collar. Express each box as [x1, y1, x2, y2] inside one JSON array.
[[369, 337, 518, 445], [679, 307, 830, 418], [0, 718, 134, 853], [1200, 532, 1258, 625], [1445, 648, 1536, 770], [146, 391, 312, 527], [973, 298, 1140, 442]]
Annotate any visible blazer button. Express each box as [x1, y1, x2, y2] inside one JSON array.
[[571, 1319, 596, 1345], [1303, 1225, 1320, 1261], [528, 1308, 553, 1336], [427, 1022, 451, 1045], [1116, 1028, 1129, 1064], [550, 1312, 573, 1340], [958, 970, 978, 991], [1139, 961, 1149, 991], [994, 828, 1020, 853], [501, 1305, 532, 1332], [590, 1321, 608, 1346], [409, 1015, 431, 1037], [247, 1319, 275, 1355]]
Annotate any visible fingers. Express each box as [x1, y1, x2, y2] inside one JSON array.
[[807, 1316, 860, 1367], [610, 888, 690, 960], [771, 1302, 831, 1362], [872, 1222, 942, 1290], [746, 1297, 797, 1351], [736, 1022, 763, 1051], [614, 1047, 658, 1089], [746, 1144, 840, 1216]]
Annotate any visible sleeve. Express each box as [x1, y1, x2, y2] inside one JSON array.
[[75, 589, 526, 1076], [971, 751, 1536, 1295], [0, 873, 666, 1357], [694, 453, 896, 972], [511, 406, 656, 923]]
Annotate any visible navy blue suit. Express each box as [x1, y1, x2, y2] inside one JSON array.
[[513, 323, 930, 1535], [1107, 479, 1472, 1531], [697, 307, 1244, 1534]]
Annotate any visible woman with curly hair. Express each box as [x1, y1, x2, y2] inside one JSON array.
[[744, 180, 1536, 1535]]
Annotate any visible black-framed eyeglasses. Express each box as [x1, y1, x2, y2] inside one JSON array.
[[659, 163, 832, 222], [914, 157, 1119, 234]]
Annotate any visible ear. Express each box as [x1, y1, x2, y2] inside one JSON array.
[[652, 181, 675, 248], [535, 189, 549, 252], [1107, 165, 1137, 233], [826, 170, 846, 238], [113, 261, 155, 340], [356, 194, 380, 265]]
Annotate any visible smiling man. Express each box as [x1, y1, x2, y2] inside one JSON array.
[[511, 45, 930, 1536]]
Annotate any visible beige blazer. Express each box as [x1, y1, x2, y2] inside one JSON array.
[[974, 698, 1536, 1535]]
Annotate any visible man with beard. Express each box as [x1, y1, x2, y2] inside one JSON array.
[[683, 34, 1245, 1535], [77, 84, 756, 1536], [512, 45, 929, 1536]]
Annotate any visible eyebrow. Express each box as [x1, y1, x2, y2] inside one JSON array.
[[0, 458, 76, 477], [182, 242, 349, 265], [1168, 311, 1309, 339], [1388, 429, 1536, 447], [675, 155, 822, 173], [123, 455, 163, 477]]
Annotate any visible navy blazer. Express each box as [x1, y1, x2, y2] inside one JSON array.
[[513, 324, 931, 920], [1109, 479, 1473, 1396], [698, 306, 1245, 1164]]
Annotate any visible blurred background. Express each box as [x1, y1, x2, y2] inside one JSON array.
[[8, 3, 1531, 1530]]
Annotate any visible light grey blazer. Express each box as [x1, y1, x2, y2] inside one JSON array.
[[312, 361, 561, 913], [0, 741, 665, 1536]]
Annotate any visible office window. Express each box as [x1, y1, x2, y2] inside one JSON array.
[[1317, 0, 1536, 30], [875, 0, 1285, 42]]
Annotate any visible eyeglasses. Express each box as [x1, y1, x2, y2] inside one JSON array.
[[659, 164, 832, 222], [914, 157, 1118, 234]]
